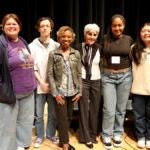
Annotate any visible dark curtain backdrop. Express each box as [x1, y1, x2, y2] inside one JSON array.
[[0, 0, 150, 44]]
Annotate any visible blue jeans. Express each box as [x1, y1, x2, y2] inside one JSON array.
[[101, 69, 132, 138], [0, 103, 17, 150], [35, 94, 57, 139], [0, 92, 34, 149], [132, 94, 150, 140], [16, 92, 35, 147]]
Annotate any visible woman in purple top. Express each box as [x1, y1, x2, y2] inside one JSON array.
[[0, 13, 36, 150]]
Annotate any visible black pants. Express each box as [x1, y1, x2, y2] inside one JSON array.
[[132, 94, 150, 140], [55, 96, 74, 144], [79, 79, 101, 143]]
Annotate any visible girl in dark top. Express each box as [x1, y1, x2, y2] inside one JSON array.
[[101, 14, 133, 149]]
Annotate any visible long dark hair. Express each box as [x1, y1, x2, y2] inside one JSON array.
[[131, 22, 150, 65], [103, 14, 126, 54], [106, 14, 126, 41]]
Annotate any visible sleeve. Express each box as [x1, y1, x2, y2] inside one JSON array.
[[0, 46, 2, 65], [47, 52, 58, 97], [129, 36, 134, 46], [76, 51, 82, 96], [29, 44, 39, 71]]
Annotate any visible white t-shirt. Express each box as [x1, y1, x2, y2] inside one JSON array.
[[29, 38, 59, 94]]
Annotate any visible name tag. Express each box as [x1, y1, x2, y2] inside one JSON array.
[[111, 56, 120, 64], [146, 53, 150, 62]]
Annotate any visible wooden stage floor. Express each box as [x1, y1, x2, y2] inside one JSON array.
[[28, 114, 143, 150]]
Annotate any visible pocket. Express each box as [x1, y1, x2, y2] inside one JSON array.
[[70, 57, 78, 63], [54, 57, 63, 69], [54, 55, 62, 63], [0, 82, 16, 104], [70, 58, 79, 71], [101, 73, 111, 83]]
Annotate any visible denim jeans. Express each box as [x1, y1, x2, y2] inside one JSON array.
[[35, 94, 57, 139], [0, 103, 17, 150], [16, 92, 35, 147], [101, 69, 132, 138], [132, 94, 150, 140], [0, 93, 34, 150]]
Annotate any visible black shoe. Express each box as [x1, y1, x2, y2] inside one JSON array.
[[58, 143, 63, 147], [68, 144, 75, 150], [86, 142, 93, 149], [92, 139, 98, 144]]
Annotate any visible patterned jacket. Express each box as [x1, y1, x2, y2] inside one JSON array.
[[47, 47, 82, 97]]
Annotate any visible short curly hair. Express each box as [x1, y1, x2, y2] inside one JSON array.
[[84, 23, 100, 36]]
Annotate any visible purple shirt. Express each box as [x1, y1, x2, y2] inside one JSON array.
[[7, 39, 36, 95]]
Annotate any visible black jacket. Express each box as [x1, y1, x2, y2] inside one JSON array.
[[0, 34, 31, 104]]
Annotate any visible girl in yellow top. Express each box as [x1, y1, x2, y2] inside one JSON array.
[[131, 23, 150, 149]]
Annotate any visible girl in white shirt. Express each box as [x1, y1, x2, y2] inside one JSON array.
[[131, 22, 150, 149]]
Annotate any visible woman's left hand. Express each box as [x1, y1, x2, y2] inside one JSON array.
[[72, 94, 81, 103]]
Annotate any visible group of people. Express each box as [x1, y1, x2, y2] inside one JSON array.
[[0, 12, 150, 150]]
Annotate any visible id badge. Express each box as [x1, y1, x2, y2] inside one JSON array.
[[146, 53, 150, 63], [111, 56, 120, 64]]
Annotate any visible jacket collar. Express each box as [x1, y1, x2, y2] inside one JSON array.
[[54, 47, 75, 55], [0, 33, 30, 53], [0, 33, 8, 48]]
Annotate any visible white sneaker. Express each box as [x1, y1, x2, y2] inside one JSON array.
[[17, 147, 25, 150], [146, 140, 150, 149], [137, 137, 145, 149], [47, 136, 59, 144], [103, 137, 113, 149], [113, 135, 122, 147], [34, 138, 43, 148]]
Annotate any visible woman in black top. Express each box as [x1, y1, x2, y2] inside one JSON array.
[[101, 14, 133, 149]]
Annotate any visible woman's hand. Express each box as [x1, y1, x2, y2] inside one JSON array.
[[40, 82, 50, 93], [55, 95, 65, 105], [72, 94, 81, 104]]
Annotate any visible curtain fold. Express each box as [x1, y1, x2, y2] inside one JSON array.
[[0, 0, 150, 42]]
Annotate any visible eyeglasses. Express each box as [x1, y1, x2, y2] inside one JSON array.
[[40, 25, 51, 28]]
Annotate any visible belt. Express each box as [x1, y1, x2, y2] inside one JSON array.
[[103, 67, 130, 74]]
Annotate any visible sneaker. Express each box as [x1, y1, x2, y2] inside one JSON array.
[[34, 138, 43, 148], [113, 135, 122, 147], [17, 147, 25, 150], [47, 136, 59, 144], [68, 144, 76, 150], [146, 140, 150, 149], [137, 137, 145, 149], [103, 137, 112, 149], [86, 142, 93, 149]]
